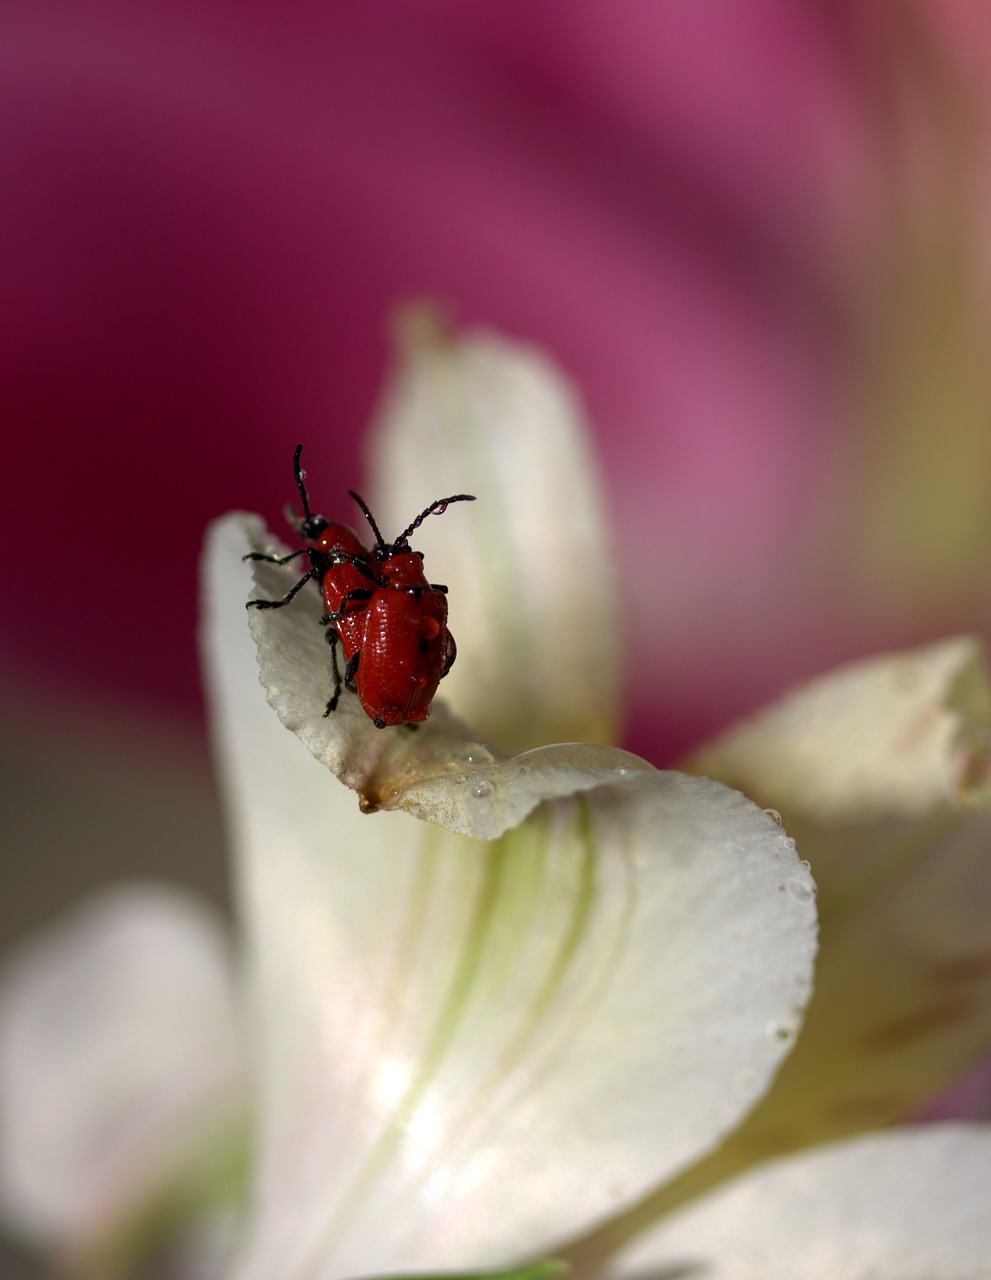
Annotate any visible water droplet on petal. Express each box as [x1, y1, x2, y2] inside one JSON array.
[[472, 780, 493, 798], [454, 774, 467, 785], [518, 763, 532, 775], [787, 876, 816, 902], [763, 807, 783, 826]]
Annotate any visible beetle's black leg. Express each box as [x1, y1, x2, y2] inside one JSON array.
[[327, 588, 373, 619], [321, 590, 372, 714], [329, 553, 382, 585], [247, 568, 318, 609], [323, 627, 343, 717], [243, 548, 310, 566], [429, 582, 448, 594]]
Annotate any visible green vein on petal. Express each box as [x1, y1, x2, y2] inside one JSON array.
[[228, 781, 815, 1280], [311, 811, 603, 1250]]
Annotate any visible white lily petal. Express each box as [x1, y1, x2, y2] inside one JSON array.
[[366, 309, 621, 750], [604, 1124, 991, 1279], [688, 635, 990, 822], [679, 637, 991, 1157], [242, 513, 649, 838], [0, 886, 245, 1255], [202, 518, 817, 1280]]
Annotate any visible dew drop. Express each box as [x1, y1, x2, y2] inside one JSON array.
[[787, 876, 816, 902], [763, 807, 783, 826], [613, 765, 630, 777], [454, 774, 467, 785], [435, 502, 448, 514], [472, 780, 493, 799], [518, 763, 532, 775]]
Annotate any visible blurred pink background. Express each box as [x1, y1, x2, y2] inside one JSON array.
[[3, 1, 991, 944]]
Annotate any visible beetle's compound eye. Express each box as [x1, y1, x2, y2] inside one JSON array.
[[300, 514, 328, 540]]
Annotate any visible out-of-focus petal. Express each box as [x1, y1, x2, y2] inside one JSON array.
[[677, 638, 991, 1158], [687, 635, 990, 820], [202, 516, 817, 1280], [362, 1264, 567, 1280], [366, 310, 622, 751], [601, 1124, 991, 1280], [0, 886, 246, 1269]]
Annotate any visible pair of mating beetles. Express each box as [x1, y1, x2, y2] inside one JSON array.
[[246, 445, 474, 728]]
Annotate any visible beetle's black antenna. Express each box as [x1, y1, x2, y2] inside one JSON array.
[[349, 490, 387, 548], [395, 494, 476, 547], [293, 444, 315, 524]]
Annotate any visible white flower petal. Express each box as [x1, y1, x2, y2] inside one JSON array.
[[0, 886, 245, 1255], [240, 513, 649, 838], [366, 310, 621, 750], [688, 635, 990, 821], [202, 519, 817, 1280], [604, 1124, 991, 1279], [680, 637, 991, 1156]]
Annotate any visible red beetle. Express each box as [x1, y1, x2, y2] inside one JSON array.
[[246, 444, 475, 727]]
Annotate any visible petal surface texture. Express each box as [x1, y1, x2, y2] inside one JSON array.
[[604, 1124, 991, 1280], [203, 517, 817, 1279]]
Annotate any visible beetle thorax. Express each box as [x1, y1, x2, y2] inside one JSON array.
[[379, 550, 429, 591]]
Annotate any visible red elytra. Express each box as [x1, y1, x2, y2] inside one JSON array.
[[245, 444, 475, 728]]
